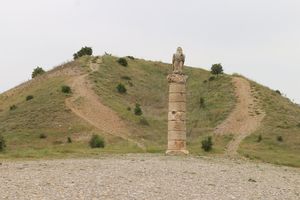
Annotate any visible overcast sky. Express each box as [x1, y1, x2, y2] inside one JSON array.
[[0, 0, 299, 103]]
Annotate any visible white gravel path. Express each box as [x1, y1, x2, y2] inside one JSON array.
[[0, 154, 299, 200]]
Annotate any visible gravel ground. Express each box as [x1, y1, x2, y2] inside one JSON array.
[[0, 154, 299, 200]]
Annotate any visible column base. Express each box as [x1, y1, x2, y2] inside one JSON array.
[[165, 149, 189, 155]]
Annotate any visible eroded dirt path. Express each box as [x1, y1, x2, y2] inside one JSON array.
[[65, 59, 145, 149], [215, 77, 265, 155]]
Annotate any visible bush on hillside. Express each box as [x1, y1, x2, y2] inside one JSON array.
[[9, 105, 17, 111], [201, 136, 213, 152], [89, 135, 105, 148], [116, 83, 127, 94], [277, 135, 283, 142], [73, 46, 93, 59], [117, 58, 128, 67], [134, 103, 143, 116], [257, 134, 262, 142], [26, 95, 34, 101], [32, 67, 45, 78], [121, 76, 131, 80], [39, 133, 47, 139], [0, 134, 6, 152], [127, 56, 135, 60], [275, 90, 282, 95], [297, 123, 300, 128], [61, 85, 72, 94], [211, 63, 223, 75], [199, 97, 205, 108], [67, 137, 72, 143], [208, 76, 216, 81]]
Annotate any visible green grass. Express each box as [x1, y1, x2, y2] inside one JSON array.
[[0, 63, 142, 159], [239, 80, 300, 167]]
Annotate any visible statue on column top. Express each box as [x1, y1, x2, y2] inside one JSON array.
[[172, 47, 185, 74]]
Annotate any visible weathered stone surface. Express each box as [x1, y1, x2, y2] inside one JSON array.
[[167, 140, 186, 150], [168, 111, 186, 121], [168, 102, 186, 112], [169, 83, 186, 93], [169, 93, 186, 102], [168, 131, 186, 140], [168, 121, 186, 131], [167, 73, 188, 84]]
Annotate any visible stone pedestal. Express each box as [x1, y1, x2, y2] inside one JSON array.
[[166, 73, 189, 155]]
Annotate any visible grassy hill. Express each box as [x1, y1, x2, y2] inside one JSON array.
[[0, 55, 299, 167], [239, 79, 300, 167]]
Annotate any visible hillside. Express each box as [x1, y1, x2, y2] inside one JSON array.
[[0, 55, 299, 167]]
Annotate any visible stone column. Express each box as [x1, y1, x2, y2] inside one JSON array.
[[166, 73, 189, 155]]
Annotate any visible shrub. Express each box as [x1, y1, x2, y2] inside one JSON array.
[[127, 107, 131, 111], [201, 136, 213, 152], [67, 137, 72, 143], [73, 46, 93, 59], [62, 85, 72, 94], [0, 134, 6, 152], [9, 105, 17, 111], [257, 135, 262, 142], [32, 67, 45, 78], [26, 95, 34, 101], [277, 136, 283, 142], [208, 76, 216, 81], [116, 83, 127, 94], [297, 123, 300, 128], [127, 56, 135, 60], [211, 63, 223, 75], [199, 97, 205, 108], [139, 117, 149, 126], [121, 76, 131, 80], [39, 133, 47, 139], [275, 90, 282, 95], [134, 103, 143, 116], [89, 135, 105, 148], [117, 58, 128, 67]]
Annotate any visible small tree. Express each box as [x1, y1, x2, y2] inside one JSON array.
[[257, 135, 262, 142], [211, 63, 223, 75], [67, 137, 72, 143], [116, 83, 127, 94], [9, 105, 17, 111], [26, 95, 34, 101], [32, 67, 45, 78], [73, 46, 93, 59], [89, 135, 105, 148], [61, 85, 72, 94], [39, 133, 47, 139], [277, 136, 283, 142], [201, 136, 213, 152], [117, 58, 128, 67], [275, 90, 281, 95], [134, 103, 143, 116], [199, 97, 205, 108], [0, 134, 6, 152]]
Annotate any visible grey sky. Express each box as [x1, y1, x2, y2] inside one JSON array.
[[1, 0, 299, 103]]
